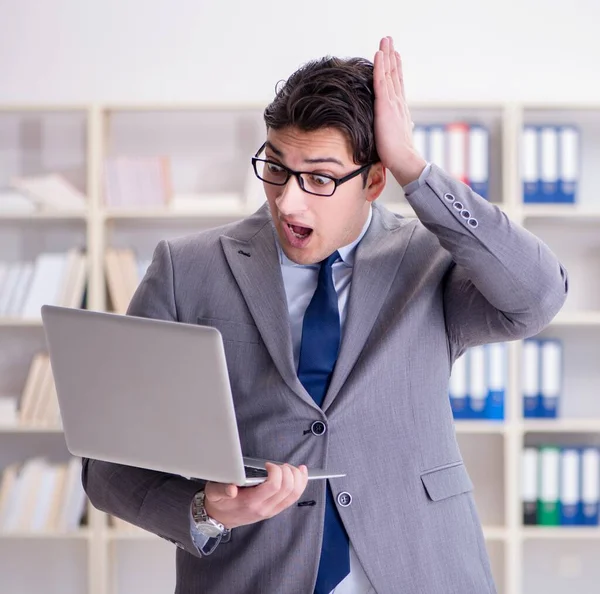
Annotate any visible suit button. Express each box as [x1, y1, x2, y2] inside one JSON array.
[[337, 492, 352, 507], [460, 209, 471, 219], [453, 201, 464, 210], [467, 218, 479, 228], [311, 421, 327, 436], [444, 192, 455, 201]]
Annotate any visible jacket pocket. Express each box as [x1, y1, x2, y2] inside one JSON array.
[[420, 461, 473, 502], [197, 317, 261, 344]]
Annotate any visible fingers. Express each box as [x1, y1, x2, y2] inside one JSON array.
[[264, 463, 308, 513], [373, 50, 390, 102], [273, 464, 309, 514], [262, 463, 295, 508], [381, 37, 392, 85], [389, 42, 406, 103], [376, 36, 405, 103], [247, 463, 308, 519]]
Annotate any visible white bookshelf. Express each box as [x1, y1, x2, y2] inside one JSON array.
[[1, 101, 600, 594]]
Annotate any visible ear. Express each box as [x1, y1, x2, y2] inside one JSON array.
[[365, 163, 386, 203]]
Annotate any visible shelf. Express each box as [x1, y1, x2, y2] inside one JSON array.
[[521, 419, 600, 433], [0, 529, 90, 539], [521, 205, 600, 221], [483, 526, 507, 541], [103, 102, 266, 112], [1, 100, 600, 594], [522, 102, 600, 111], [0, 104, 89, 112], [454, 421, 506, 434], [522, 527, 600, 540], [549, 311, 600, 327], [0, 318, 43, 328], [409, 100, 506, 110], [0, 424, 63, 434], [0, 210, 88, 221], [103, 207, 249, 221]]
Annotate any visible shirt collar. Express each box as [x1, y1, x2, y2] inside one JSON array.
[[277, 206, 373, 268]]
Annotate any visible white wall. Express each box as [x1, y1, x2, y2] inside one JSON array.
[[0, 0, 599, 104]]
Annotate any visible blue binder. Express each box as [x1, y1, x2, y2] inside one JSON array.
[[522, 339, 541, 418], [581, 447, 600, 525], [486, 343, 505, 420], [523, 126, 541, 203], [556, 125, 579, 203], [468, 124, 490, 200], [539, 339, 562, 418], [539, 126, 559, 203], [449, 352, 470, 419], [559, 447, 581, 525]]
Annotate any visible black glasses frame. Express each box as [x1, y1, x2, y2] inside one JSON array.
[[251, 142, 373, 197]]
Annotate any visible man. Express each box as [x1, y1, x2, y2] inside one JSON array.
[[82, 37, 567, 593]]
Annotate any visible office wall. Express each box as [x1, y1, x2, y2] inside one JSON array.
[[0, 0, 599, 104]]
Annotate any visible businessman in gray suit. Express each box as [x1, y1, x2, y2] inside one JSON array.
[[82, 36, 567, 593]]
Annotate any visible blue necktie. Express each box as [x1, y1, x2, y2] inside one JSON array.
[[297, 251, 350, 594]]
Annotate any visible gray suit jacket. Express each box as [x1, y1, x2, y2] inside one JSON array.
[[82, 164, 567, 593]]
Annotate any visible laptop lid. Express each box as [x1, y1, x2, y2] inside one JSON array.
[[41, 305, 248, 486]]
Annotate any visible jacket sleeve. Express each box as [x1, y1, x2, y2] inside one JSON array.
[[404, 164, 568, 359], [81, 239, 209, 556]]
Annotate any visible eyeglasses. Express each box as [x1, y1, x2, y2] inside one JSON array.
[[251, 142, 373, 197]]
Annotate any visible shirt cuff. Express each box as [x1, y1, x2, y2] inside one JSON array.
[[402, 162, 432, 196]]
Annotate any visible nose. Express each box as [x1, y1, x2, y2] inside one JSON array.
[[276, 174, 308, 216]]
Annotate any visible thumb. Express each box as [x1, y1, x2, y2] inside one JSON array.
[[204, 482, 238, 503]]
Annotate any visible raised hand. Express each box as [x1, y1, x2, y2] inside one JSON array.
[[373, 36, 427, 186]]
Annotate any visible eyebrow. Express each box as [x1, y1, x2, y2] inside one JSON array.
[[265, 141, 345, 167]]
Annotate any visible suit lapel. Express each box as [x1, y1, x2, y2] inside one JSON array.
[[322, 205, 418, 412], [220, 210, 317, 409]]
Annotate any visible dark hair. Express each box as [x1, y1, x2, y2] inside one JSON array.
[[263, 57, 379, 169]]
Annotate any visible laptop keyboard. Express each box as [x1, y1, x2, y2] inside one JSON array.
[[244, 466, 268, 478]]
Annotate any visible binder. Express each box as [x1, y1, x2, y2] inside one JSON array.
[[486, 343, 506, 420], [449, 352, 469, 419], [522, 126, 540, 203], [540, 126, 559, 202], [539, 339, 561, 418], [446, 123, 469, 186], [557, 125, 579, 203], [428, 125, 446, 171], [581, 447, 600, 525], [468, 124, 490, 200], [468, 346, 487, 419], [538, 446, 560, 525], [522, 339, 541, 418], [522, 447, 538, 525], [560, 448, 581, 525]]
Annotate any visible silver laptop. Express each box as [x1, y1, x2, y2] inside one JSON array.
[[41, 305, 345, 487]]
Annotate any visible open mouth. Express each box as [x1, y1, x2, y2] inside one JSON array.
[[288, 223, 313, 239], [282, 221, 314, 248]]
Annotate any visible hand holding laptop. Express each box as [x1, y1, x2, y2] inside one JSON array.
[[204, 462, 309, 529]]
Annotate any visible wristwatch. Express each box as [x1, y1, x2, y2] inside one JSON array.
[[191, 489, 227, 539]]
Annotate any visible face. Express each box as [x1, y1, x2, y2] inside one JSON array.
[[261, 126, 386, 265]]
